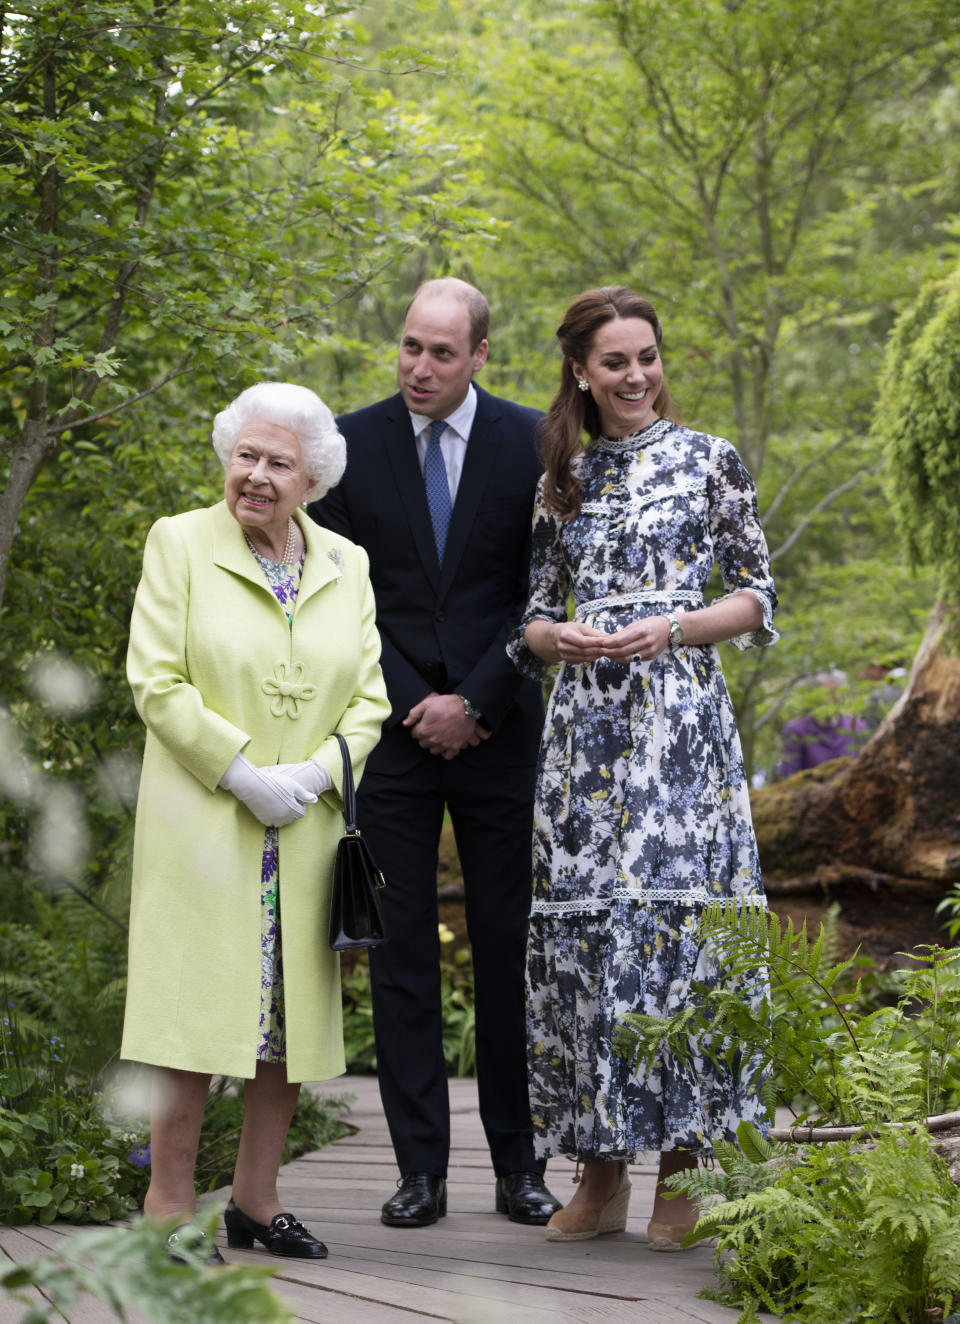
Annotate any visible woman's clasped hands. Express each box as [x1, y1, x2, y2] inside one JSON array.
[[549, 615, 673, 665], [220, 752, 331, 826]]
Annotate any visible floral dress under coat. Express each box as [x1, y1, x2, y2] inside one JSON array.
[[507, 416, 778, 1162], [250, 546, 304, 1063]]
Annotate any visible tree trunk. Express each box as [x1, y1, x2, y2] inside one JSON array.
[[0, 423, 57, 612], [752, 601, 960, 960]]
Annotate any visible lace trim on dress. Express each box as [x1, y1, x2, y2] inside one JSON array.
[[593, 417, 675, 453], [581, 475, 707, 517], [530, 890, 768, 916], [574, 589, 703, 621]]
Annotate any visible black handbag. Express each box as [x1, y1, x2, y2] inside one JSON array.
[[328, 733, 387, 951]]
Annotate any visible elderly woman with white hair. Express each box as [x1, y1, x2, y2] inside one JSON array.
[[122, 382, 389, 1262]]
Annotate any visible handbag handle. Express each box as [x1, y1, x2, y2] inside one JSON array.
[[333, 733, 358, 833]]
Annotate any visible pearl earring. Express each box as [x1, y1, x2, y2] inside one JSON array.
[[577, 378, 590, 392]]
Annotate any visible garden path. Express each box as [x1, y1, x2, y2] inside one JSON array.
[[0, 1075, 773, 1322]]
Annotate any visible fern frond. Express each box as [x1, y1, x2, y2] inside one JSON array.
[[93, 978, 128, 1014], [736, 1120, 776, 1165]]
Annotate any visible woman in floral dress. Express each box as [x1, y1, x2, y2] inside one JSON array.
[[507, 288, 777, 1249]]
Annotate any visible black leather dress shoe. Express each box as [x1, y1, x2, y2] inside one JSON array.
[[381, 1173, 447, 1227], [495, 1172, 563, 1225], [223, 1199, 328, 1258]]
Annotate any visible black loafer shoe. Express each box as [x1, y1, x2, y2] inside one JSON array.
[[381, 1173, 447, 1227], [165, 1224, 226, 1264], [224, 1199, 328, 1258], [495, 1172, 562, 1225]]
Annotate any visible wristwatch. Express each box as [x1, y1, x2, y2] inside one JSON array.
[[665, 612, 684, 648], [460, 694, 483, 721]]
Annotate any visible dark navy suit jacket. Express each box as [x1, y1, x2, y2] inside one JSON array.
[[308, 385, 544, 775]]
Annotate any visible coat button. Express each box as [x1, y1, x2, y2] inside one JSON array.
[[435, 612, 446, 623]]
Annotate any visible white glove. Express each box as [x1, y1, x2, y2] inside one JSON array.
[[220, 753, 318, 827], [274, 760, 333, 797]]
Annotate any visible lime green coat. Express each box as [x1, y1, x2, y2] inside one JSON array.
[[121, 502, 389, 1082]]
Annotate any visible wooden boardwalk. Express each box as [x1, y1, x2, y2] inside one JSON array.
[[0, 1076, 760, 1322]]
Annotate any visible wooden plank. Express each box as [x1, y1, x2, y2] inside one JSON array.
[[268, 1238, 703, 1311], [290, 1234, 716, 1288], [0, 1078, 764, 1323], [0, 1232, 48, 1324], [0, 1226, 63, 1259], [227, 1255, 560, 1323], [0, 1293, 46, 1323], [264, 1274, 449, 1323]]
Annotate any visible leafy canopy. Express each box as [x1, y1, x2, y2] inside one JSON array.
[[877, 265, 960, 606], [0, 0, 491, 606]]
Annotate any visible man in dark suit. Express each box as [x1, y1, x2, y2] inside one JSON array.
[[308, 278, 560, 1227]]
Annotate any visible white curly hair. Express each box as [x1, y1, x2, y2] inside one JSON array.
[[211, 382, 346, 501]]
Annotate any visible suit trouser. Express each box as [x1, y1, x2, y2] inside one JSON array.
[[360, 754, 541, 1178]]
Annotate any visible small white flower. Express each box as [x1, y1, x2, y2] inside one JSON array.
[[70, 1163, 85, 1179]]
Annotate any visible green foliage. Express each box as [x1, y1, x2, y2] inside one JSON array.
[[876, 266, 960, 607], [938, 883, 960, 945], [0, 914, 151, 1225], [2, 1139, 143, 1228], [673, 1125, 960, 1322], [728, 554, 933, 783], [615, 903, 960, 1124], [440, 944, 478, 1078], [341, 958, 379, 1074], [0, 0, 495, 608], [0, 1066, 150, 1225], [0, 1205, 294, 1322], [450, 0, 960, 459], [0, 902, 129, 1079], [342, 936, 476, 1076]]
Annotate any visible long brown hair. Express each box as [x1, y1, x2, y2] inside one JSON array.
[[540, 286, 677, 518]]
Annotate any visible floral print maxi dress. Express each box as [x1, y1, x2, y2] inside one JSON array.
[[249, 546, 304, 1063], [507, 417, 778, 1163]]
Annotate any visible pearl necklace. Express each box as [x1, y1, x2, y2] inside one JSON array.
[[245, 517, 298, 564]]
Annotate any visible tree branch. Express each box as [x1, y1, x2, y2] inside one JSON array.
[[769, 461, 882, 562], [762, 433, 855, 525]]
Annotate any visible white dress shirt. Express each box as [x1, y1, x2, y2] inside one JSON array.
[[409, 384, 478, 504]]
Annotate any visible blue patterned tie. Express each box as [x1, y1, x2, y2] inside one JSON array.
[[423, 418, 452, 563]]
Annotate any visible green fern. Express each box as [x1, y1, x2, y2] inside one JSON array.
[[616, 904, 960, 1126], [693, 1128, 960, 1322], [665, 1122, 790, 1220], [735, 1119, 777, 1166], [615, 904, 960, 1321]]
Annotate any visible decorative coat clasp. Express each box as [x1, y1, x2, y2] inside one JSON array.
[[261, 661, 316, 719]]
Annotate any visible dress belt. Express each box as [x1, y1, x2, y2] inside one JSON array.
[[574, 590, 703, 622]]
